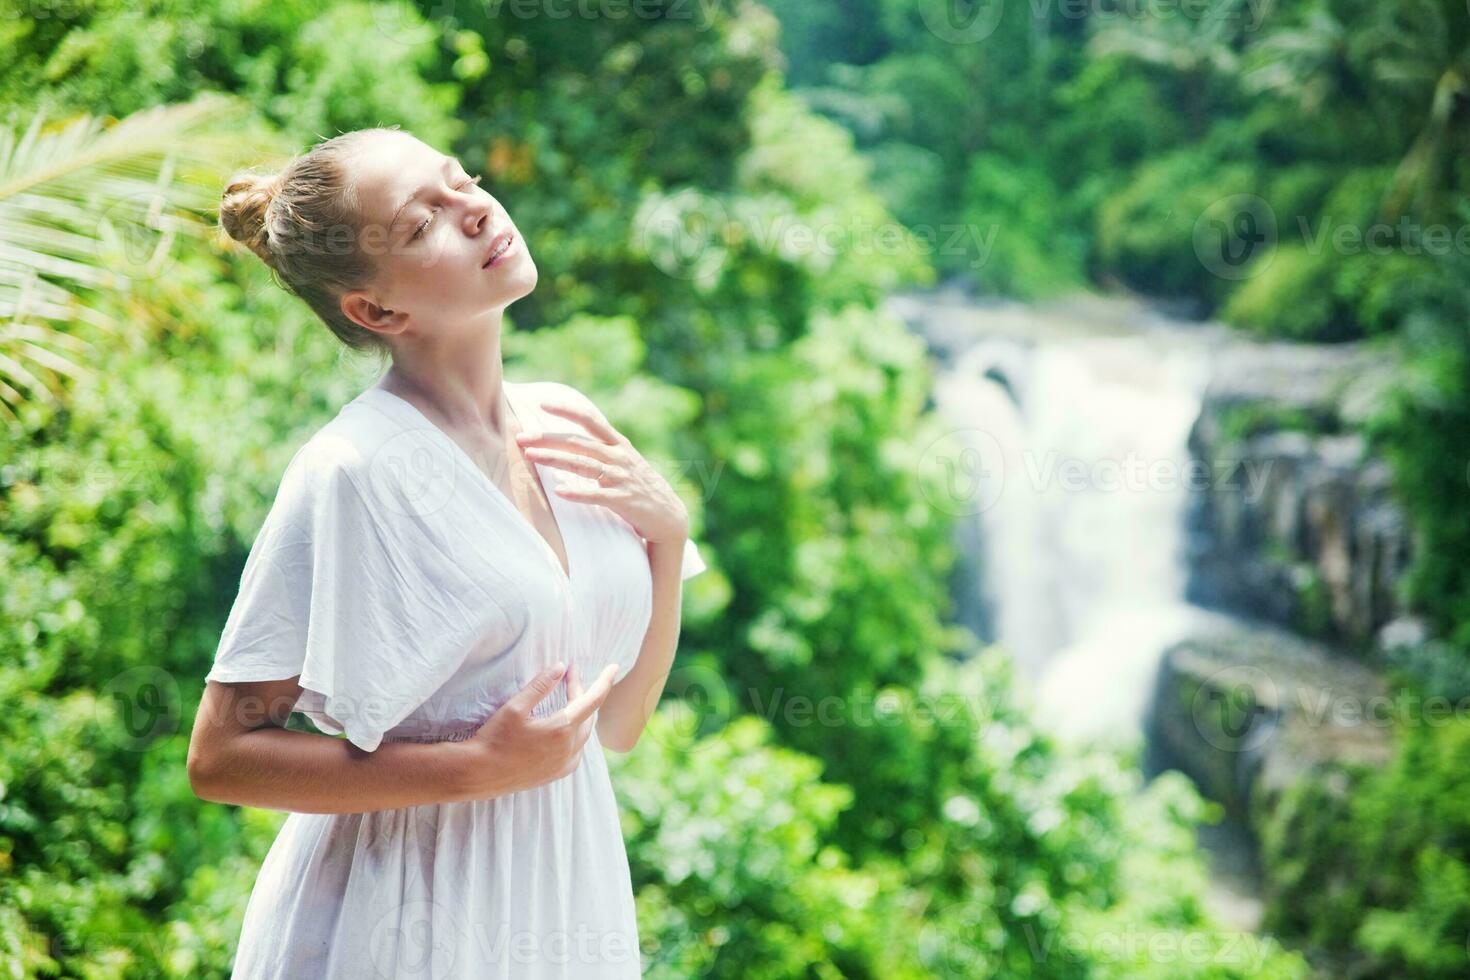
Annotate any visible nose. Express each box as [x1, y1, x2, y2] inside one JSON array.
[[461, 186, 490, 233], [466, 200, 489, 236]]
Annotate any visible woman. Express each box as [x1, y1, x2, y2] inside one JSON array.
[[187, 125, 708, 979]]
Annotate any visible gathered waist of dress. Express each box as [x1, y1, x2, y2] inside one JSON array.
[[379, 721, 486, 744], [374, 673, 579, 745]]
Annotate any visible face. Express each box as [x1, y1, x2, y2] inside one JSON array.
[[340, 132, 536, 342]]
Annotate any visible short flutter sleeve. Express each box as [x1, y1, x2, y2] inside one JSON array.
[[205, 437, 506, 752], [681, 536, 708, 581]]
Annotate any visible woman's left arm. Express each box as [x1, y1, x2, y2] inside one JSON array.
[[595, 536, 686, 751]]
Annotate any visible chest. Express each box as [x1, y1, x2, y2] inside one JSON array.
[[421, 465, 654, 647], [449, 427, 571, 583]]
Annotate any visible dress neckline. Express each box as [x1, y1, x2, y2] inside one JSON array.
[[361, 381, 575, 591]]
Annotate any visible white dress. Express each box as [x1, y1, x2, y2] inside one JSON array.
[[203, 379, 708, 979]]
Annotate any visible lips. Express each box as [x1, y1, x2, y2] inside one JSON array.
[[482, 231, 515, 269]]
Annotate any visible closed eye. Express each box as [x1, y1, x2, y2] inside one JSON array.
[[410, 174, 484, 241]]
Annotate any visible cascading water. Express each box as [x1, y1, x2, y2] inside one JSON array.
[[896, 291, 1292, 928], [926, 305, 1219, 747]]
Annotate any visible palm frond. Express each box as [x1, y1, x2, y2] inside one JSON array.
[[0, 93, 279, 422]]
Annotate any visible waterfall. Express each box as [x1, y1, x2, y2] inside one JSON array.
[[925, 303, 1218, 746]]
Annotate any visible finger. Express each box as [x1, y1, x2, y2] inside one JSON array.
[[516, 430, 616, 460], [550, 484, 618, 503], [564, 663, 585, 740], [522, 447, 615, 482], [507, 661, 568, 714], [537, 400, 623, 446], [557, 663, 619, 727]]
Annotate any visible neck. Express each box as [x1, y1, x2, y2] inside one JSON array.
[[379, 311, 515, 434]]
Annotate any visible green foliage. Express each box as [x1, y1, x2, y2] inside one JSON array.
[[1257, 711, 1470, 977], [8, 0, 1465, 976], [767, 0, 1468, 342], [1221, 245, 1341, 340], [613, 712, 930, 977], [1365, 239, 1470, 649], [1069, 773, 1307, 979], [1220, 166, 1452, 340], [961, 153, 1087, 298], [1214, 401, 1338, 443], [0, 0, 462, 147], [1096, 149, 1261, 302]]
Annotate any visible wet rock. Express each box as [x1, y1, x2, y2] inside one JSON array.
[[1184, 343, 1410, 648], [1146, 615, 1395, 824]]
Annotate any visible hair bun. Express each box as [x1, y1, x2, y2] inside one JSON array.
[[219, 171, 284, 264]]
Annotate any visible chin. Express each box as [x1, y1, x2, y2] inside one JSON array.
[[510, 259, 538, 296]]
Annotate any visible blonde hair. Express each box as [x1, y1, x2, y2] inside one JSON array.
[[219, 126, 405, 358]]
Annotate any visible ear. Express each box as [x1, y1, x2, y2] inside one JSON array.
[[340, 287, 408, 337]]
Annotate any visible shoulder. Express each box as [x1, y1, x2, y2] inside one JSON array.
[[276, 424, 374, 509]]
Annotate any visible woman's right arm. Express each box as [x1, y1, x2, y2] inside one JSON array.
[[187, 676, 501, 814]]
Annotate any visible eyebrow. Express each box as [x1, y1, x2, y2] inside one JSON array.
[[388, 156, 458, 237]]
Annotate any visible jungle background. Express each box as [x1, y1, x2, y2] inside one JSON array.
[[1, 0, 1467, 976]]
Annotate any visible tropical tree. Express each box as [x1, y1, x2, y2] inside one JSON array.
[[0, 93, 271, 419]]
